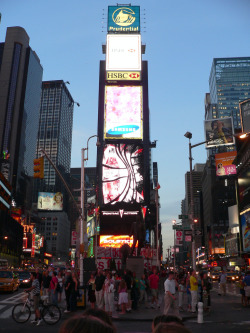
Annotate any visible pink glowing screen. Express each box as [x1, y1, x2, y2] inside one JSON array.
[[104, 86, 143, 139]]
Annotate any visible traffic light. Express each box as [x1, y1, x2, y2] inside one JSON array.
[[33, 157, 44, 178]]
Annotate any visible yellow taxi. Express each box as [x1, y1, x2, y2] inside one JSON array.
[[0, 270, 20, 292]]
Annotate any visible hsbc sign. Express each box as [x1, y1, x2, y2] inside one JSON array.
[[106, 71, 141, 81]]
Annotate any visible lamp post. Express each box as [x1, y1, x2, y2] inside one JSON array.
[[79, 135, 100, 287]]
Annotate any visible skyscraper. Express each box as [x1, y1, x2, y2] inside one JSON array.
[[36, 80, 74, 196], [0, 27, 43, 208], [209, 57, 250, 129]]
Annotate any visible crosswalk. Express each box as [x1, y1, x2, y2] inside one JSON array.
[[0, 292, 27, 319]]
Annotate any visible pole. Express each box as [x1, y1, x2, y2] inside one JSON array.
[[80, 148, 86, 287], [189, 140, 196, 270], [174, 230, 176, 273], [155, 188, 159, 267]]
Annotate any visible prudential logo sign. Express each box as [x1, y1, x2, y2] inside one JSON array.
[[108, 6, 140, 32]]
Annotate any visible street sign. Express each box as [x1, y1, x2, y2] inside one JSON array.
[[194, 230, 203, 236], [173, 225, 190, 230], [184, 230, 192, 235], [178, 214, 188, 219], [185, 235, 192, 242]]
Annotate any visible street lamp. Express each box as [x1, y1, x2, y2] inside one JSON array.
[[79, 135, 100, 287]]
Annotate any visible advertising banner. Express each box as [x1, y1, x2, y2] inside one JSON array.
[[215, 151, 237, 176], [96, 258, 154, 271], [239, 99, 250, 134], [71, 231, 77, 246], [106, 71, 141, 81], [108, 6, 140, 32], [176, 230, 183, 246], [37, 192, 63, 211], [102, 144, 144, 205], [104, 86, 143, 139], [106, 35, 141, 71], [204, 117, 234, 148], [238, 169, 250, 213], [100, 235, 134, 248], [241, 211, 250, 252]]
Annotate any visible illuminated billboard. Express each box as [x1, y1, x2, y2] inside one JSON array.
[[205, 117, 234, 148], [37, 192, 63, 211], [239, 99, 250, 134], [102, 144, 144, 205], [108, 6, 140, 32], [241, 211, 250, 252], [215, 151, 237, 176], [100, 235, 135, 248], [104, 86, 143, 140], [106, 71, 141, 82], [106, 35, 141, 71]]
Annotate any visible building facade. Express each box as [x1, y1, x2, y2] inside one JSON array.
[[0, 27, 43, 208], [209, 57, 250, 129]]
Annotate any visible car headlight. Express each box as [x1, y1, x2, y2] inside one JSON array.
[[212, 276, 215, 278], [232, 277, 235, 280], [236, 276, 239, 279], [23, 279, 29, 283]]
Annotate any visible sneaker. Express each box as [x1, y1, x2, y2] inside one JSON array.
[[31, 320, 37, 324], [36, 319, 42, 326], [64, 310, 71, 313]]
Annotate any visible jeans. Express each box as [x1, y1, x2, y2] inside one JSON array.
[[51, 290, 58, 305]]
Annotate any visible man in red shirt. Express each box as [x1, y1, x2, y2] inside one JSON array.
[[148, 269, 160, 308]]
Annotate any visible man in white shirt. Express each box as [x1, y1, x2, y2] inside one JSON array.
[[164, 271, 181, 319]]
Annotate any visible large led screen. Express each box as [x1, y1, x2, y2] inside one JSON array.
[[100, 235, 135, 248], [104, 86, 143, 140], [102, 144, 144, 205], [37, 192, 63, 211], [106, 35, 141, 71], [241, 211, 250, 252], [240, 99, 250, 134], [205, 117, 234, 148], [215, 151, 237, 176]]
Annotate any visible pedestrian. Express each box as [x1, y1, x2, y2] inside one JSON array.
[[190, 269, 198, 313], [69, 271, 78, 312], [25, 272, 42, 326], [186, 279, 191, 312], [218, 270, 227, 296], [202, 272, 212, 310], [35, 267, 43, 288], [50, 271, 59, 305], [41, 269, 51, 304], [238, 275, 245, 306], [163, 271, 181, 319], [57, 271, 64, 303], [139, 274, 148, 305], [95, 270, 105, 309], [104, 272, 115, 316], [118, 279, 128, 314], [178, 280, 185, 312], [148, 269, 160, 309], [131, 272, 139, 310], [88, 273, 96, 309], [243, 271, 250, 306], [123, 270, 132, 312]]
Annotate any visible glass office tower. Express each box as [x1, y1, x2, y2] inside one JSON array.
[[209, 57, 250, 129], [0, 27, 43, 208], [36, 81, 74, 194]]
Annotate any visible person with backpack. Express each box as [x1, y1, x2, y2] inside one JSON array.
[[50, 271, 59, 305]]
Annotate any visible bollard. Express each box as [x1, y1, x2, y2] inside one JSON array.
[[197, 302, 204, 324]]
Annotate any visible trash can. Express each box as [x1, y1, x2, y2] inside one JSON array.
[[77, 286, 86, 309]]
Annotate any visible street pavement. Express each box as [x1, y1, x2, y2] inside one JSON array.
[[0, 283, 249, 332]]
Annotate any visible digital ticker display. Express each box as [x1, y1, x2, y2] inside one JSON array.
[[104, 86, 143, 140], [102, 144, 144, 205]]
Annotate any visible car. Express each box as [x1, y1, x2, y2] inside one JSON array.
[[0, 271, 20, 292], [226, 271, 240, 282], [210, 271, 220, 281], [13, 271, 31, 287]]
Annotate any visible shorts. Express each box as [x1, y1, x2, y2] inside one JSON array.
[[151, 289, 158, 297], [33, 295, 40, 310]]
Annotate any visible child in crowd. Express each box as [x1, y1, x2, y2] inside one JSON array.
[[118, 279, 128, 314]]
